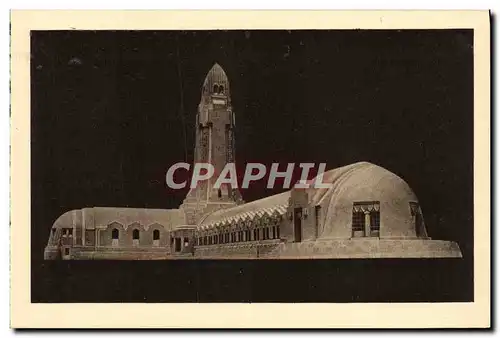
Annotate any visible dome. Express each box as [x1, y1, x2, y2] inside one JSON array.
[[202, 63, 230, 97], [304, 162, 427, 239]]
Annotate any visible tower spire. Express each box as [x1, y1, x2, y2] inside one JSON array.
[[180, 63, 242, 224]]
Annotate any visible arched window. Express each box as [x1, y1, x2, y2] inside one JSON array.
[[153, 229, 160, 240], [213, 84, 218, 93], [218, 85, 224, 94], [112, 228, 119, 239], [133, 229, 140, 240]]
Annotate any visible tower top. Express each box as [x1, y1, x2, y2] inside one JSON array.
[[202, 63, 230, 98]]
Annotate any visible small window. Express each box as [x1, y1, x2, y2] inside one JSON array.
[[218, 85, 224, 94], [153, 229, 160, 241], [370, 211, 380, 236], [184, 237, 189, 247], [213, 84, 218, 93], [218, 189, 222, 198], [352, 211, 365, 237], [352, 202, 380, 238], [133, 229, 140, 240], [410, 202, 425, 237], [64, 248, 70, 256], [112, 228, 119, 240]]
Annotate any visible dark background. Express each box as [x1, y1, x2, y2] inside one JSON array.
[[31, 30, 473, 302]]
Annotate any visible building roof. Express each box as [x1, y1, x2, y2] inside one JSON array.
[[52, 207, 186, 231], [202, 63, 230, 98], [198, 191, 290, 230]]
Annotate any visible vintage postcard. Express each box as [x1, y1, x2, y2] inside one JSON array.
[[10, 10, 490, 328]]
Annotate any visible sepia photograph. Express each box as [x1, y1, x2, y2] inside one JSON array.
[[10, 10, 490, 328]]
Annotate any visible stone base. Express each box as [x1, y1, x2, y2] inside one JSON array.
[[44, 239, 462, 260], [46, 246, 171, 260], [267, 239, 463, 259]]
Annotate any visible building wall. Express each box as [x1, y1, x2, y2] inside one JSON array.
[[306, 163, 426, 240], [98, 222, 169, 247], [268, 239, 462, 258]]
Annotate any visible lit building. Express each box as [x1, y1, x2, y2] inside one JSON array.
[[44, 63, 462, 260]]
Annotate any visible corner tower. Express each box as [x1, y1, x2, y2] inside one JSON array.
[[181, 63, 243, 224]]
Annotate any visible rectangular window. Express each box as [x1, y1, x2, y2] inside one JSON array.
[[370, 211, 380, 237], [352, 211, 365, 237], [315, 205, 321, 237], [352, 202, 380, 238]]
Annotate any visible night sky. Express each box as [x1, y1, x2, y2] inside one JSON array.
[[31, 30, 473, 302]]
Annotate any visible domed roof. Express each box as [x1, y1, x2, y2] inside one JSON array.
[[202, 63, 230, 97], [303, 162, 425, 239]]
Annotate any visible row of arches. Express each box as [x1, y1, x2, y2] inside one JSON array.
[[196, 214, 282, 246], [111, 228, 161, 240]]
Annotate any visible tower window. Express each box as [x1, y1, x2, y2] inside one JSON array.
[[153, 229, 160, 241], [133, 229, 140, 240], [112, 228, 119, 240]]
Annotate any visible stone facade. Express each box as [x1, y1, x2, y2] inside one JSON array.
[[44, 63, 462, 260]]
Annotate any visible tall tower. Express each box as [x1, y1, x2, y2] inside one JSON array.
[[181, 63, 243, 224]]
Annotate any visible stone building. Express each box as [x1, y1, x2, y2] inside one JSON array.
[[44, 63, 462, 260]]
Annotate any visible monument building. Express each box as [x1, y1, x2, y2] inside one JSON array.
[[44, 63, 462, 260]]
